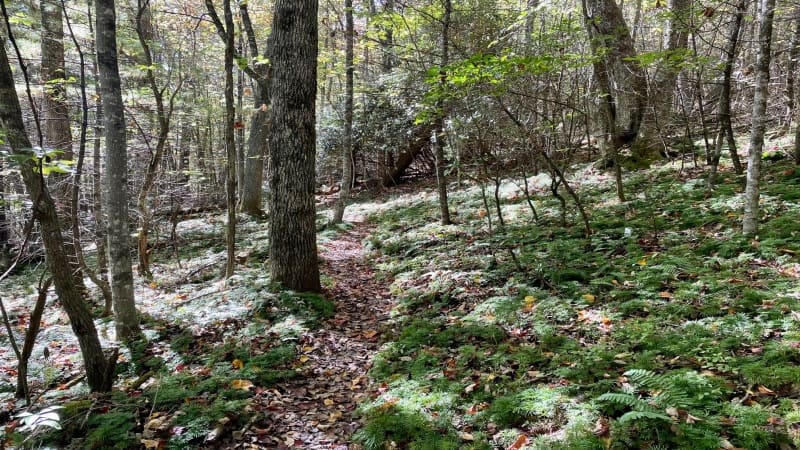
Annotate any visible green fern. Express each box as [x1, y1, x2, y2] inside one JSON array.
[[618, 410, 671, 423]]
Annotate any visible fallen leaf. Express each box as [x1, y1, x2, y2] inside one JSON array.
[[140, 439, 162, 449], [458, 431, 475, 441], [232, 359, 244, 370], [582, 293, 596, 304], [363, 329, 378, 339], [323, 398, 335, 406], [658, 291, 673, 299], [506, 433, 528, 450], [757, 385, 775, 395], [298, 355, 310, 363], [231, 379, 253, 390]]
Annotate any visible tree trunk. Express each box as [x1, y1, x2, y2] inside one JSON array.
[[785, 9, 800, 130], [135, 0, 181, 278], [0, 165, 9, 272], [434, 0, 452, 226], [268, 0, 321, 292], [709, 0, 747, 188], [0, 35, 115, 392], [238, 3, 268, 217], [742, 0, 776, 235], [638, 0, 690, 154], [332, 0, 355, 225], [581, 0, 648, 167], [40, 0, 84, 288], [223, 0, 237, 279], [96, 0, 141, 341]]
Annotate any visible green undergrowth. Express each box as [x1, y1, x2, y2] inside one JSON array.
[[358, 160, 800, 450]]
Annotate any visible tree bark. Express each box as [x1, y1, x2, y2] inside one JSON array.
[[134, 0, 181, 278], [581, 0, 648, 167], [96, 0, 141, 341], [638, 0, 690, 154], [434, 0, 452, 225], [268, 0, 321, 292], [742, 0, 776, 235], [223, 0, 237, 279], [40, 0, 84, 287], [1, 34, 115, 392], [332, 0, 355, 224], [709, 0, 747, 188], [206, 1, 269, 217], [238, 3, 269, 217]]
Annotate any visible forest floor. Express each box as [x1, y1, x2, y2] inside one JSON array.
[[4, 147, 800, 450], [248, 222, 394, 449]]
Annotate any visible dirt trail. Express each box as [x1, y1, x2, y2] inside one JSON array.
[[248, 222, 393, 449]]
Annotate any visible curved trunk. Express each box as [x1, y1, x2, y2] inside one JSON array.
[[1, 36, 115, 392]]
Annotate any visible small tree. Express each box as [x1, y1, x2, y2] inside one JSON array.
[[742, 0, 776, 235]]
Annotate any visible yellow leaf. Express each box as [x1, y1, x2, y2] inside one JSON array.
[[637, 259, 647, 266], [140, 439, 162, 450], [232, 359, 244, 370], [328, 411, 343, 422], [298, 355, 310, 363], [323, 398, 335, 406], [302, 346, 314, 352], [582, 293, 596, 304], [148, 282, 158, 289], [522, 296, 537, 312], [231, 379, 253, 390]]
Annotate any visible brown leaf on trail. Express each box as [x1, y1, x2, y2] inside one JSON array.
[[506, 433, 528, 450], [362, 329, 378, 339], [323, 398, 335, 406]]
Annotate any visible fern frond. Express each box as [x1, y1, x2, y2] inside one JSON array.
[[618, 410, 672, 423], [597, 393, 654, 412]]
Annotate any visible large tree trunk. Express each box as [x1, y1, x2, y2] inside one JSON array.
[[268, 0, 321, 292], [638, 0, 690, 153], [0, 35, 115, 392], [332, 0, 355, 225], [40, 0, 84, 287], [581, 0, 648, 166], [238, 3, 268, 217], [96, 0, 141, 341], [742, 0, 776, 235]]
